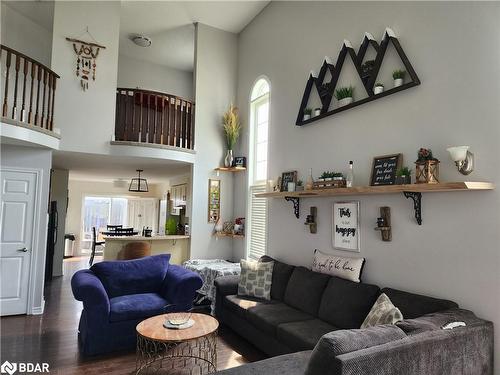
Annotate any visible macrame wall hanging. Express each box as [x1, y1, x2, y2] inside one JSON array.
[[66, 27, 106, 91]]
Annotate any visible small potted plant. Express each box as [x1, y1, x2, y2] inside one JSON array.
[[396, 166, 412, 185], [322, 171, 333, 182], [335, 86, 354, 107], [415, 148, 440, 184], [313, 108, 321, 117], [332, 172, 344, 181], [374, 83, 384, 94], [303, 108, 312, 121], [296, 180, 304, 191], [392, 70, 406, 87]]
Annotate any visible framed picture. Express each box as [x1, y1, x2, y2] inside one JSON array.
[[370, 153, 403, 186], [234, 156, 246, 168], [281, 171, 297, 192], [332, 201, 360, 252], [208, 179, 221, 223]]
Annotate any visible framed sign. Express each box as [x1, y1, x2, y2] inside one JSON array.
[[234, 156, 246, 168], [332, 201, 360, 252], [208, 179, 221, 223], [370, 153, 402, 186], [280, 171, 297, 192]]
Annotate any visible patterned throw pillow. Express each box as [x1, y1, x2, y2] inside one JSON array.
[[361, 293, 403, 328], [238, 259, 274, 300], [312, 249, 365, 283]]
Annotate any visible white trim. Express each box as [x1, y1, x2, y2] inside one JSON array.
[[30, 299, 45, 315], [1, 120, 60, 150]]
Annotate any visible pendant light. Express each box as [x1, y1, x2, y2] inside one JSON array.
[[129, 169, 149, 192]]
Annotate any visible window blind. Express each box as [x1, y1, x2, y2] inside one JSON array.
[[248, 184, 268, 260]]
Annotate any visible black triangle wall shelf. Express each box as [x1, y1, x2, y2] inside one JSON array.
[[296, 28, 420, 126]]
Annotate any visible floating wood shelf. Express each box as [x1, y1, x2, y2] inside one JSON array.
[[214, 232, 245, 239], [255, 182, 494, 225], [214, 166, 247, 172]]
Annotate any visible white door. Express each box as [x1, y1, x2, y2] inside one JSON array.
[[0, 169, 38, 316]]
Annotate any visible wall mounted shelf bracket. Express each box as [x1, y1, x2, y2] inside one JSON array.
[[285, 196, 300, 219], [403, 191, 422, 225]]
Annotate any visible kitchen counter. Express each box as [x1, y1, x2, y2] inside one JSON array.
[[103, 235, 190, 264]]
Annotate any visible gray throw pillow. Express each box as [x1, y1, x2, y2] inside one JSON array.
[[305, 325, 406, 375], [238, 259, 274, 300], [361, 293, 403, 328]]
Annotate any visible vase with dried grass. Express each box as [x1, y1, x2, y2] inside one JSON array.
[[223, 104, 241, 167]]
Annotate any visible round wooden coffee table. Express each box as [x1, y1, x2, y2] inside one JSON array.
[[136, 313, 219, 375]]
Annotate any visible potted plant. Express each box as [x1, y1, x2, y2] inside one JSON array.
[[296, 180, 304, 191], [374, 83, 384, 94], [321, 171, 333, 182], [313, 108, 321, 117], [222, 104, 241, 167], [332, 172, 344, 181], [335, 86, 354, 107], [392, 70, 406, 87], [415, 148, 440, 184], [396, 166, 412, 185], [303, 108, 312, 121]]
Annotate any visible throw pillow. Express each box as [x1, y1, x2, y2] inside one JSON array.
[[312, 249, 365, 283], [238, 259, 274, 300], [361, 293, 403, 328]]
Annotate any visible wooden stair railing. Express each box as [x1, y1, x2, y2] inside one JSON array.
[[1, 44, 60, 131], [115, 88, 195, 150]]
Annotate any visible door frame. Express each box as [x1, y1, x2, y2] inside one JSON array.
[[1, 167, 44, 315]]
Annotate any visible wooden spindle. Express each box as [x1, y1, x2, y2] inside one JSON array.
[[131, 91, 136, 141], [138, 91, 143, 142], [190, 103, 195, 149], [28, 63, 35, 123], [45, 75, 52, 129], [165, 96, 171, 145], [186, 103, 191, 149], [124, 91, 129, 141], [50, 75, 56, 130], [2, 51, 11, 117], [11, 54, 20, 119], [182, 101, 188, 148], [153, 95, 157, 144], [34, 65, 42, 125], [21, 59, 28, 122], [160, 96, 164, 144], [41, 69, 47, 128]]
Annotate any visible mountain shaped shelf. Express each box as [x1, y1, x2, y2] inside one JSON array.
[[296, 28, 420, 126]]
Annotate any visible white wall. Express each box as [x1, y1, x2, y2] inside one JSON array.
[[0, 2, 53, 67], [65, 179, 168, 254], [50, 1, 120, 154], [190, 23, 238, 260], [50, 169, 68, 277], [0, 145, 52, 314], [117, 55, 193, 100], [235, 1, 500, 369]]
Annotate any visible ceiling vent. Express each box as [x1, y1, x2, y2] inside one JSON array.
[[131, 35, 152, 47]]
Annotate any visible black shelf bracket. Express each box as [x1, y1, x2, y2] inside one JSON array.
[[403, 192, 422, 225], [285, 196, 300, 219]]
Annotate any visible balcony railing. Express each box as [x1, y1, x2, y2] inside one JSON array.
[[115, 88, 195, 150], [1, 44, 60, 131]]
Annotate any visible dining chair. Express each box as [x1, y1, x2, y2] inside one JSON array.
[[89, 227, 105, 266]]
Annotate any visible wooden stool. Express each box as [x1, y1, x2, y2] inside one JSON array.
[[118, 241, 151, 260]]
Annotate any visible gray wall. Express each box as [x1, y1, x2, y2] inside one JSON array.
[[234, 1, 500, 369], [1, 145, 52, 314], [117, 54, 194, 100], [190, 23, 238, 260]]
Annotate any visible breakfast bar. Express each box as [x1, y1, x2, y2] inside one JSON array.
[[103, 235, 190, 264]]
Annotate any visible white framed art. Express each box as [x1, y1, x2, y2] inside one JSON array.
[[332, 201, 360, 252]]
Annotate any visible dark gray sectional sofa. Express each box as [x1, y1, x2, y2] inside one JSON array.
[[214, 256, 493, 374]]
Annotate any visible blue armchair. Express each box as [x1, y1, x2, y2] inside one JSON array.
[[71, 254, 202, 356]]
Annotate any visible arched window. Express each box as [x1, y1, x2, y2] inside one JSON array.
[[247, 78, 270, 260]]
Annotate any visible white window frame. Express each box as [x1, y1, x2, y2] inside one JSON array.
[[246, 77, 270, 260]]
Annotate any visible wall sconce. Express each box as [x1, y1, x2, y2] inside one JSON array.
[[446, 146, 474, 175]]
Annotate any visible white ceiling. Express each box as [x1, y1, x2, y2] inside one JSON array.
[[53, 151, 191, 183], [119, 1, 270, 72]]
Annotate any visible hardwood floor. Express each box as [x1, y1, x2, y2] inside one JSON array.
[[0, 256, 264, 374]]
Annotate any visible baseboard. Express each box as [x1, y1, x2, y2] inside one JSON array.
[[31, 299, 45, 315]]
